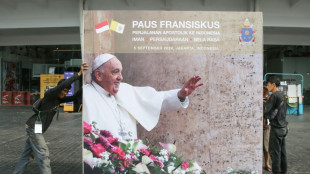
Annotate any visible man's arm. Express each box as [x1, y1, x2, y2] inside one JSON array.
[[60, 88, 82, 103], [44, 74, 80, 98], [45, 63, 87, 98], [263, 94, 276, 117]]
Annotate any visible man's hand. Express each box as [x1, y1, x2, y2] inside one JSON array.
[[178, 75, 203, 99], [263, 118, 269, 130], [78, 62, 88, 76]]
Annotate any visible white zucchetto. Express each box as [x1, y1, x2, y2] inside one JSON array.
[[92, 53, 116, 71]]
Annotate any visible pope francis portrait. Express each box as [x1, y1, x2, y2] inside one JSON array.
[[83, 53, 203, 140]]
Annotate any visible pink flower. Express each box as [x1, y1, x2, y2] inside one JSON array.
[[139, 149, 150, 156], [107, 137, 115, 143], [149, 155, 157, 161], [181, 162, 189, 170], [159, 142, 176, 154], [91, 143, 105, 158], [83, 121, 92, 134], [149, 155, 163, 169], [123, 160, 130, 168], [111, 138, 119, 146], [111, 146, 126, 159]]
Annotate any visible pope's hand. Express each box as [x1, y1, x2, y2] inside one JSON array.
[[78, 62, 88, 76], [178, 75, 203, 99]]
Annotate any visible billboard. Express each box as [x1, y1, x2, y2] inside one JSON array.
[[83, 11, 263, 173]]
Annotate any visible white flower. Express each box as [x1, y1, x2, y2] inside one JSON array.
[[93, 151, 112, 167], [189, 162, 202, 173], [142, 155, 153, 164], [125, 154, 131, 160], [83, 149, 94, 168], [159, 149, 168, 156], [93, 157, 105, 167], [132, 139, 148, 152], [157, 156, 165, 163], [251, 170, 259, 174], [226, 167, 234, 173], [172, 168, 186, 174], [192, 170, 201, 174], [132, 163, 150, 174], [164, 155, 169, 162], [100, 151, 110, 160], [170, 156, 176, 160], [168, 166, 175, 173], [159, 142, 177, 154]]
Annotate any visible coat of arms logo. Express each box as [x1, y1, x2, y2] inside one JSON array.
[[239, 18, 255, 45]]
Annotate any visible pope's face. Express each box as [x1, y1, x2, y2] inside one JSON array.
[[96, 58, 123, 96]]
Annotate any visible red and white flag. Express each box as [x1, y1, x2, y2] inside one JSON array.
[[95, 21, 109, 34]]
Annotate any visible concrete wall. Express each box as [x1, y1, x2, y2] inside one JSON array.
[[0, 0, 80, 29], [0, 0, 310, 46], [0, 0, 81, 46]]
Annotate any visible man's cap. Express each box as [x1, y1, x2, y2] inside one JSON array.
[[92, 53, 116, 71], [263, 81, 267, 89]]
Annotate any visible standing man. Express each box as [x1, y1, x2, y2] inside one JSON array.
[[263, 81, 272, 171], [13, 63, 88, 174], [83, 53, 203, 140], [264, 76, 288, 174]]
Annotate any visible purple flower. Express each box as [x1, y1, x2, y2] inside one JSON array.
[[84, 137, 93, 146], [98, 134, 111, 149], [100, 130, 113, 137], [111, 138, 119, 146]]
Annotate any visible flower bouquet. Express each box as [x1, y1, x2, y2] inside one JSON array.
[[83, 121, 206, 174]]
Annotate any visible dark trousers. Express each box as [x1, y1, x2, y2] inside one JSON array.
[[269, 126, 288, 174]]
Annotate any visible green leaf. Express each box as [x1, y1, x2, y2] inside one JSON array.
[[132, 141, 140, 152], [90, 133, 95, 141], [119, 142, 127, 151]]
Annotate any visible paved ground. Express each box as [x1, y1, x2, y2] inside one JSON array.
[[0, 106, 82, 174], [262, 106, 310, 174], [0, 105, 309, 174]]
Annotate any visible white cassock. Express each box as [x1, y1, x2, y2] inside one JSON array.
[[83, 81, 189, 140]]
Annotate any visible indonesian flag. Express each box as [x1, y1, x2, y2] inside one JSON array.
[[95, 21, 109, 34], [110, 20, 125, 34]]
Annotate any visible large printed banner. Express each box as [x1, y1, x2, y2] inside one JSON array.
[[84, 11, 262, 55], [83, 11, 263, 173]]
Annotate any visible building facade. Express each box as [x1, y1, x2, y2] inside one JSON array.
[[0, 0, 310, 105]]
